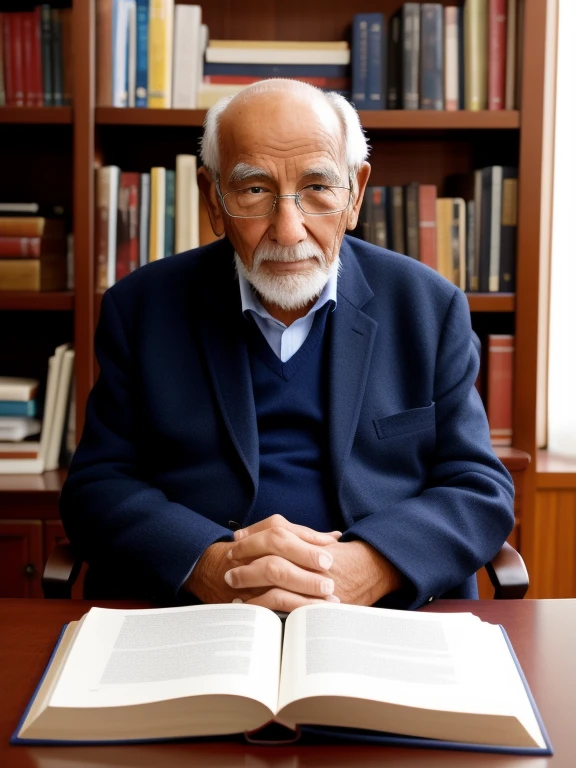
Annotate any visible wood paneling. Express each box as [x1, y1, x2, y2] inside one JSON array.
[[531, 489, 576, 597], [0, 520, 43, 598]]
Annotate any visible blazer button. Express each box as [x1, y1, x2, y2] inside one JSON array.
[[228, 520, 241, 531]]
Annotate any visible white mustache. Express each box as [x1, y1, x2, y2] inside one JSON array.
[[252, 241, 327, 269]]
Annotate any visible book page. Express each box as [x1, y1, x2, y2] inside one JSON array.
[[277, 604, 545, 747], [49, 604, 282, 714]]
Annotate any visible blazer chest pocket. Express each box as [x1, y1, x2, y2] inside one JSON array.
[[374, 403, 436, 440]]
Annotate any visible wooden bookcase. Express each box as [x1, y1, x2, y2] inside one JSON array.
[[0, 0, 563, 598]]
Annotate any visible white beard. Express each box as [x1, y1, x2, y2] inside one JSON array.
[[235, 240, 335, 311]]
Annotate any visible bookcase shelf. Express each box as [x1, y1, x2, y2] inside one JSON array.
[[467, 294, 515, 313], [96, 107, 520, 131], [0, 108, 73, 125], [0, 292, 74, 311]]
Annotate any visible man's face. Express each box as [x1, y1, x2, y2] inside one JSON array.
[[211, 92, 365, 310]]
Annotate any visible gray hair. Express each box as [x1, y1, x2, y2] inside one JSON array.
[[199, 81, 370, 196]]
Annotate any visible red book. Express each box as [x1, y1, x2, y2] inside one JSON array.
[[489, 0, 507, 110], [115, 173, 140, 282], [203, 74, 351, 90], [418, 185, 437, 269], [10, 12, 24, 107], [0, 236, 65, 258], [487, 334, 514, 446], [3, 13, 13, 106], [22, 12, 34, 107], [32, 7, 43, 107]]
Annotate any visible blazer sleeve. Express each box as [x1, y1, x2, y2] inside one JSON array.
[[340, 288, 515, 609], [60, 290, 233, 599]]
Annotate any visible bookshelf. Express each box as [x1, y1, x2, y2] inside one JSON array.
[[0, 0, 564, 598]]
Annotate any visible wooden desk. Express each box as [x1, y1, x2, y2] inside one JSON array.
[[1, 599, 573, 767]]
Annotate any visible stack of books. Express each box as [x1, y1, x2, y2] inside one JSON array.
[[0, 5, 73, 108], [355, 166, 518, 294], [95, 155, 203, 291], [0, 344, 75, 475], [0, 206, 67, 291]]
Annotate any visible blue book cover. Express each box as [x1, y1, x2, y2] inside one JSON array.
[[0, 401, 37, 417], [351, 15, 370, 109], [164, 170, 175, 258], [10, 623, 553, 754], [135, 0, 149, 107], [203, 62, 350, 79], [367, 13, 386, 110], [420, 4, 444, 110], [402, 2, 420, 110]]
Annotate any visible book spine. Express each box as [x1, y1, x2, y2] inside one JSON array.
[[499, 173, 518, 291], [203, 62, 350, 78], [96, 0, 113, 106], [127, 173, 140, 272], [40, 4, 53, 107], [95, 166, 120, 290], [0, 237, 41, 257], [505, 0, 517, 109], [51, 9, 63, 107], [444, 6, 459, 111], [488, 0, 507, 110], [367, 14, 385, 110], [391, 186, 405, 255], [351, 15, 369, 109], [420, 4, 444, 110], [478, 167, 492, 292], [127, 1, 137, 107], [0, 257, 66, 291], [149, 167, 166, 261], [203, 74, 351, 89], [138, 173, 150, 266], [0, 401, 37, 417], [404, 183, 420, 260], [370, 187, 387, 248], [11, 12, 24, 107], [113, 0, 129, 107], [457, 6, 465, 109], [489, 166, 503, 292], [135, 0, 149, 106], [164, 169, 175, 257], [205, 46, 350, 66], [387, 12, 401, 109], [148, 0, 173, 108], [402, 3, 420, 110], [453, 198, 466, 291], [464, 0, 488, 110], [435, 198, 453, 280], [172, 4, 201, 109], [32, 7, 44, 107], [466, 200, 477, 292], [0, 219, 47, 236], [418, 185, 437, 269], [60, 9, 73, 106], [0, 14, 4, 108], [3, 13, 14, 107], [487, 334, 514, 446], [115, 174, 131, 282], [22, 12, 35, 107]]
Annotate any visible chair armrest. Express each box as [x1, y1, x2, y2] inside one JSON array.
[[484, 541, 529, 599], [42, 542, 83, 599]]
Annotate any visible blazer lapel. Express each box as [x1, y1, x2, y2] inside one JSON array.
[[196, 242, 259, 492], [328, 239, 378, 505]]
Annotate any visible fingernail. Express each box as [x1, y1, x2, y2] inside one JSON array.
[[331, 531, 343, 538], [224, 570, 234, 586], [234, 530, 245, 541], [318, 553, 333, 570], [320, 579, 334, 595], [325, 594, 340, 603]]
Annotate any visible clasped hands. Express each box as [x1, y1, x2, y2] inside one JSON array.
[[186, 514, 402, 612]]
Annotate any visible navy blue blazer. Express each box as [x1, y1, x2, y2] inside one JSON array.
[[60, 235, 514, 607]]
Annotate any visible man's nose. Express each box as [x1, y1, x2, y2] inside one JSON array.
[[268, 196, 307, 246]]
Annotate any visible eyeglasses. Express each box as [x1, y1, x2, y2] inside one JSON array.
[[216, 181, 351, 219]]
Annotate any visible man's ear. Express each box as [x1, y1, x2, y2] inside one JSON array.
[[346, 162, 371, 231], [198, 166, 225, 237]]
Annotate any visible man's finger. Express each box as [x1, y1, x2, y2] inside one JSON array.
[[229, 527, 334, 571], [233, 514, 341, 545], [244, 588, 338, 613], [225, 555, 338, 598]]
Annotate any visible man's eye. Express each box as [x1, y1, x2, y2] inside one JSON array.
[[305, 184, 329, 193], [244, 187, 267, 195]]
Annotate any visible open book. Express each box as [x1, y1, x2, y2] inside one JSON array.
[[12, 603, 552, 754]]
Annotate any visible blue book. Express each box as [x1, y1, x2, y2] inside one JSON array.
[[0, 401, 37, 417], [351, 15, 370, 109], [164, 170, 175, 258], [10, 612, 553, 755], [367, 13, 386, 110], [420, 4, 444, 110], [135, 0, 149, 107], [203, 62, 350, 79]]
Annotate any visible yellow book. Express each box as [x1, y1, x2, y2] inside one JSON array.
[[148, 0, 174, 108], [436, 199, 454, 283], [464, 0, 488, 110], [209, 40, 349, 50], [149, 168, 166, 262]]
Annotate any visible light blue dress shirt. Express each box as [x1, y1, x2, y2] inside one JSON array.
[[238, 258, 339, 362]]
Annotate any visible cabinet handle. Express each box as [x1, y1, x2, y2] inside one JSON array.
[[24, 563, 36, 576]]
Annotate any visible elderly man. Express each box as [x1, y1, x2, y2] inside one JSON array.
[[61, 79, 514, 610]]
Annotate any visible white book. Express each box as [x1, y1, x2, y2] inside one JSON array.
[[0, 377, 39, 402], [113, 0, 130, 107], [444, 6, 459, 111], [172, 5, 202, 109], [139, 173, 151, 267], [13, 603, 549, 752], [0, 418, 41, 441], [489, 166, 503, 293], [205, 46, 350, 66], [127, 0, 137, 107], [45, 349, 75, 471], [175, 155, 199, 253], [39, 344, 71, 466]]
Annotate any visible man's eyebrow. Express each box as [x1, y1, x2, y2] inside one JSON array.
[[300, 167, 342, 185], [228, 164, 274, 184]]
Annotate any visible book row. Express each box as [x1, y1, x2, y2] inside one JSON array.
[[0, 215, 70, 291], [96, 155, 201, 290], [0, 344, 75, 474], [355, 168, 518, 294], [0, 5, 73, 108]]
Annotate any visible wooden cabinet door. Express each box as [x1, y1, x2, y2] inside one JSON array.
[[0, 520, 43, 598]]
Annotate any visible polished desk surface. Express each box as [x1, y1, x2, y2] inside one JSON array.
[[1, 598, 574, 768]]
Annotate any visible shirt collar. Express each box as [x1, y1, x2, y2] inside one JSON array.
[[238, 255, 339, 327]]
